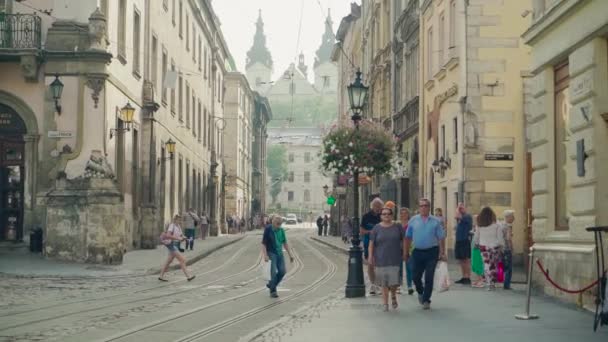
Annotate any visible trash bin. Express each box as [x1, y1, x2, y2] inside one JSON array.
[[29, 227, 43, 253]]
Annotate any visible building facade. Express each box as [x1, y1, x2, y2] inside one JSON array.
[[0, 0, 233, 263], [251, 92, 272, 226], [224, 72, 253, 222], [392, 0, 421, 211], [418, 0, 531, 261], [266, 128, 332, 218], [522, 0, 608, 306]]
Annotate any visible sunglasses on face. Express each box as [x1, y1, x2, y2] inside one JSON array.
[[419, 204, 430, 207], [381, 213, 392, 216]]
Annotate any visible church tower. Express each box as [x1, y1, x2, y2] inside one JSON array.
[[313, 9, 337, 93], [246, 10, 273, 94]]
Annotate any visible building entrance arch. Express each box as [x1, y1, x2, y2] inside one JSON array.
[[0, 103, 27, 241]]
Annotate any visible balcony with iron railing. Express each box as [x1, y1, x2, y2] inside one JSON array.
[[0, 13, 42, 52], [393, 96, 419, 139]]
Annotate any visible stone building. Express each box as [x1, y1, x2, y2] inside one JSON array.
[[251, 92, 272, 224], [522, 0, 608, 306], [391, 0, 421, 211], [224, 72, 253, 222], [332, 3, 362, 126], [266, 128, 333, 217], [418, 0, 531, 262], [0, 0, 233, 263]]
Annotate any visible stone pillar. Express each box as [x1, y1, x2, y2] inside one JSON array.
[[45, 178, 126, 264]]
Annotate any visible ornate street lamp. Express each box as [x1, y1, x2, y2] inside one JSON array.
[[345, 69, 369, 298], [110, 102, 136, 139], [347, 70, 369, 124], [158, 138, 176, 164], [50, 75, 64, 115]]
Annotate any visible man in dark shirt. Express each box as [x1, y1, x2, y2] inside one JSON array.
[[261, 216, 294, 298], [361, 198, 383, 295], [454, 203, 473, 284]]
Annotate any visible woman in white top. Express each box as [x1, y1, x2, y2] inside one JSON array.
[[473, 207, 505, 290], [159, 214, 195, 282]]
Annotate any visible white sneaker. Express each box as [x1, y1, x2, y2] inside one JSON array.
[[369, 285, 377, 295]]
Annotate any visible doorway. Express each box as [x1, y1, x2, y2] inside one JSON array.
[[0, 138, 25, 241]]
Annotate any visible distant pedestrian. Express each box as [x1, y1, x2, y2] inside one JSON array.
[[473, 207, 505, 290], [322, 215, 329, 236], [341, 216, 352, 244], [500, 210, 515, 290], [182, 208, 199, 251], [199, 212, 209, 240], [470, 214, 486, 288], [316, 216, 323, 236], [369, 207, 403, 311], [399, 207, 414, 295], [454, 203, 473, 285], [158, 214, 195, 282], [261, 216, 295, 298], [404, 198, 446, 310], [361, 198, 384, 295], [434, 207, 446, 228]]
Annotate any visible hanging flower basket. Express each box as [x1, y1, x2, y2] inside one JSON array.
[[320, 120, 396, 176]]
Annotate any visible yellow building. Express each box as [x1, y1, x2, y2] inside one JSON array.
[[419, 0, 532, 262], [522, 0, 608, 307]]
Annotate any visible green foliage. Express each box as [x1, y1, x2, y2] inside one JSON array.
[[320, 120, 396, 176], [266, 145, 288, 203], [267, 95, 337, 127]]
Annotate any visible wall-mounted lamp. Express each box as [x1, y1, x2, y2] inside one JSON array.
[[439, 156, 451, 170], [50, 75, 64, 115], [432, 156, 451, 173], [157, 139, 176, 164], [109, 102, 135, 139]]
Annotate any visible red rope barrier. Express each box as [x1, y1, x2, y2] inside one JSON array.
[[536, 260, 604, 294]]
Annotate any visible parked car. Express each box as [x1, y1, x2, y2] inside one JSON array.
[[285, 214, 298, 225]]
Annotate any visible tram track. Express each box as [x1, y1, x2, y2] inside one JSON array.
[[97, 235, 337, 342], [0, 237, 262, 331]]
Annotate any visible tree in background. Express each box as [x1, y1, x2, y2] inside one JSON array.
[[266, 145, 288, 203]]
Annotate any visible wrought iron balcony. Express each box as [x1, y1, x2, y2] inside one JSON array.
[[394, 96, 419, 139], [0, 14, 42, 50]]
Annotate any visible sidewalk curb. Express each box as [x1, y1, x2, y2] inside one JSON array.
[[147, 235, 247, 275], [310, 237, 349, 254]]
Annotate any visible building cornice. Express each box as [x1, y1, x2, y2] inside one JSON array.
[[522, 0, 587, 46]]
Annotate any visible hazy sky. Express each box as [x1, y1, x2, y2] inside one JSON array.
[[213, 0, 353, 81]]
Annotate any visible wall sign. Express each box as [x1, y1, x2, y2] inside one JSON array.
[[484, 153, 513, 161], [48, 131, 75, 138]]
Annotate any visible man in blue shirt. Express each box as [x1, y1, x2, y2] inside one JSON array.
[[454, 203, 473, 285], [361, 198, 383, 295], [404, 198, 446, 310]]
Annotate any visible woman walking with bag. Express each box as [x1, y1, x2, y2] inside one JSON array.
[[159, 214, 196, 282], [473, 207, 505, 290], [369, 207, 403, 311]]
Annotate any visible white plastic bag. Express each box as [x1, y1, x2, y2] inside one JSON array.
[[433, 261, 451, 292], [260, 261, 272, 281]]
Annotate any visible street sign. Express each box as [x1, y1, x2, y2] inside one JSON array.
[[484, 153, 513, 161], [327, 196, 336, 205], [48, 131, 75, 138]]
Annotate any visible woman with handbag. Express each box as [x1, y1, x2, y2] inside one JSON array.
[[473, 207, 505, 290], [159, 214, 196, 282]]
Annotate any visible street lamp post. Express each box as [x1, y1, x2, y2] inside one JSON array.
[[345, 70, 369, 298]]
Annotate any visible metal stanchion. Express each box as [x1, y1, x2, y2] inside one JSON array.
[[516, 246, 540, 320]]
